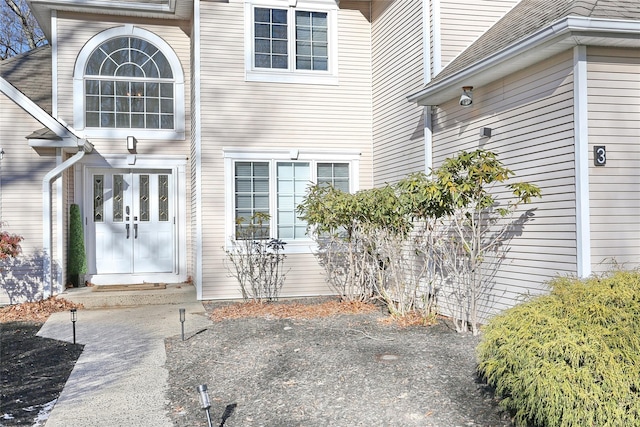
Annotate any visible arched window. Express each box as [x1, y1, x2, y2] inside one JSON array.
[[85, 37, 174, 129], [74, 26, 185, 139]]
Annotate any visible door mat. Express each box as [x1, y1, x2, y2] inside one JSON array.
[[91, 283, 167, 292]]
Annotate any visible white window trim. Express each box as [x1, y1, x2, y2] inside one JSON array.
[[73, 25, 185, 140], [223, 147, 360, 253], [243, 0, 339, 85]]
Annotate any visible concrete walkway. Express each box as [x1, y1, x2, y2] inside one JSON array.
[[37, 296, 212, 426]]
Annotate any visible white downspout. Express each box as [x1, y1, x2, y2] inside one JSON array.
[[42, 144, 92, 298]]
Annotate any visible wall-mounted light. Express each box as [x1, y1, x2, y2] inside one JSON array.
[[0, 148, 4, 160], [459, 86, 473, 107], [127, 136, 137, 151]]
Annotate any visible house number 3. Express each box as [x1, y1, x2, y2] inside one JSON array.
[[594, 146, 606, 166]]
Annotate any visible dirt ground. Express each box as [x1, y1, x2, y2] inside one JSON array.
[[165, 300, 514, 427]]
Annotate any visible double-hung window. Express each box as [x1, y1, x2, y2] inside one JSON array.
[[244, 0, 338, 84], [226, 149, 359, 252]]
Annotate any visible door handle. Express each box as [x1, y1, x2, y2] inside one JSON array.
[[125, 223, 130, 239], [134, 223, 138, 239]]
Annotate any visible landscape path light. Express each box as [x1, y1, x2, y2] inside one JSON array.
[[70, 308, 77, 344], [179, 308, 185, 341], [197, 384, 213, 427]]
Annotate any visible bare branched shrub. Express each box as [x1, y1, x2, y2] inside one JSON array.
[[224, 213, 288, 302]]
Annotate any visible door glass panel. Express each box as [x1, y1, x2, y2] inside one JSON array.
[[139, 174, 150, 221], [159, 175, 169, 222], [113, 174, 124, 222], [94, 175, 104, 222]]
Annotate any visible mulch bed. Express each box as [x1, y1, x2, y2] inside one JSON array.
[[0, 321, 83, 426], [0, 298, 84, 426], [165, 300, 513, 427]]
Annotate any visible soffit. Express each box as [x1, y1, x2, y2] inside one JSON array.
[[28, 0, 193, 38]]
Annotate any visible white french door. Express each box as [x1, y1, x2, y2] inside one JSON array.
[[91, 169, 174, 275]]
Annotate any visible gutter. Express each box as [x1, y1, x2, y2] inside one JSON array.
[[42, 141, 93, 298]]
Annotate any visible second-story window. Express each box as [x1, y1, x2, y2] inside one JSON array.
[[245, 0, 338, 84], [254, 7, 328, 71], [84, 36, 175, 130]]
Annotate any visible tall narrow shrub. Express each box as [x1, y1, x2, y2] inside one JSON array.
[[68, 204, 87, 287]]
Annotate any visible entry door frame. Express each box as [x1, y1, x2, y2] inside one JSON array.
[[75, 155, 188, 285]]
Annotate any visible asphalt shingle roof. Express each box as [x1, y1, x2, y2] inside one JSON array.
[[431, 0, 640, 85], [0, 45, 52, 114]]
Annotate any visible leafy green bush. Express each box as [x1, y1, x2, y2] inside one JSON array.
[[477, 270, 640, 426], [68, 204, 87, 287]]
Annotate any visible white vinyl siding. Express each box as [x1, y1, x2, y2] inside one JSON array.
[[587, 47, 640, 272], [0, 97, 57, 304], [371, 0, 426, 185], [437, 0, 518, 69], [199, 1, 372, 299], [431, 50, 577, 318]]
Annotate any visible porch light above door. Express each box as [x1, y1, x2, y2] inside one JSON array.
[[127, 136, 137, 151]]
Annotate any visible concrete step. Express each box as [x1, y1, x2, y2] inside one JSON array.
[[59, 283, 197, 308]]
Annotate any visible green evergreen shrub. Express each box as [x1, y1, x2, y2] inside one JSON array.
[[68, 204, 87, 287], [477, 270, 640, 427]]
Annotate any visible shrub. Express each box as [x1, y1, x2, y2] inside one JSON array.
[[68, 204, 87, 287], [477, 270, 640, 426], [1, 224, 22, 261], [225, 213, 288, 302]]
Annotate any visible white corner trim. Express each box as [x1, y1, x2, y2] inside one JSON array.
[[52, 10, 58, 118], [193, 0, 204, 299], [573, 45, 591, 278], [423, 106, 432, 173], [431, 0, 441, 77]]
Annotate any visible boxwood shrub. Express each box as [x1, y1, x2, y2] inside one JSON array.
[[477, 270, 640, 427]]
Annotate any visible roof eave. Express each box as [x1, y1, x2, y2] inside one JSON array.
[[1, 77, 93, 153], [27, 0, 188, 39], [408, 17, 640, 106]]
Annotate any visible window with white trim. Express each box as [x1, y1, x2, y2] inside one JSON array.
[[74, 25, 185, 139], [226, 149, 359, 249], [85, 36, 175, 130], [244, 0, 338, 84]]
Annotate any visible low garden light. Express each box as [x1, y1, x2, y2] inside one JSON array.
[[179, 308, 186, 341], [197, 384, 213, 427], [70, 308, 77, 344]]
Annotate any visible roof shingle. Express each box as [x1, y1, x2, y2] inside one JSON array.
[[431, 0, 640, 85], [0, 45, 52, 114]]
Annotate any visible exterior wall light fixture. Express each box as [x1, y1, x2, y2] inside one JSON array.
[[127, 136, 137, 151], [459, 86, 473, 107]]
